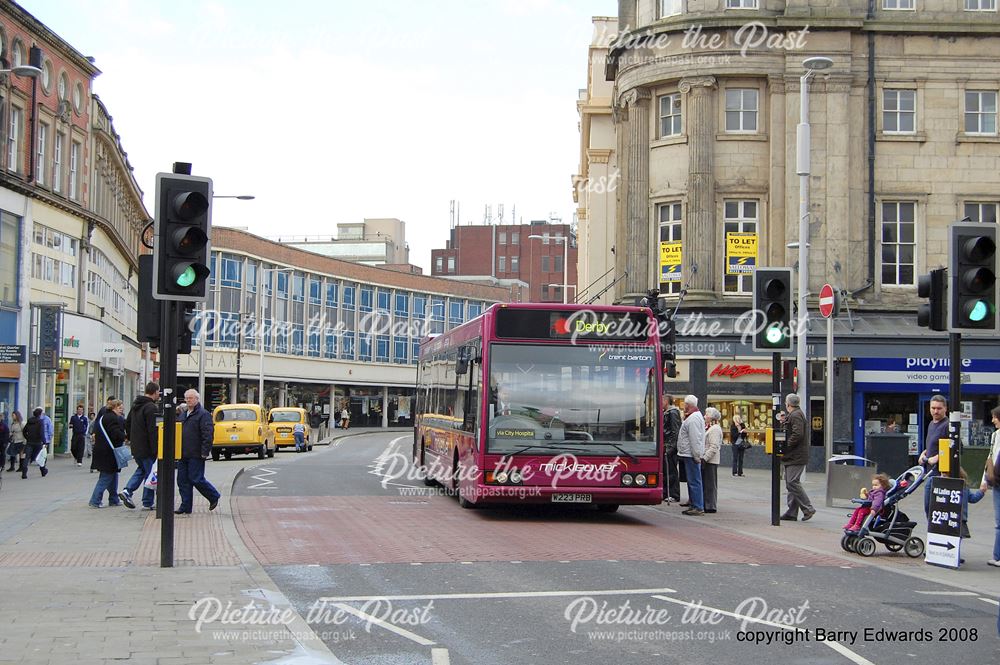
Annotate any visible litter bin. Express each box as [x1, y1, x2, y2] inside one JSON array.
[[833, 439, 853, 456], [865, 433, 911, 478], [826, 454, 875, 508]]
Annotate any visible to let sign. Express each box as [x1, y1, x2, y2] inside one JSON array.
[[0, 345, 26, 363]]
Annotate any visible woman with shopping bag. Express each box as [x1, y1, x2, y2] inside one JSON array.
[[89, 400, 127, 508]]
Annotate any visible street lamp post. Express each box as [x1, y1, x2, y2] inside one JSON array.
[[529, 234, 571, 304], [258, 267, 292, 410], [796, 56, 833, 417]]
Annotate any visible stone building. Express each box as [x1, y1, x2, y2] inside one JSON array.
[[577, 0, 1000, 457]]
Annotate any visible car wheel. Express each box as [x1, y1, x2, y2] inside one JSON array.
[[212, 450, 220, 462], [224, 451, 232, 461]]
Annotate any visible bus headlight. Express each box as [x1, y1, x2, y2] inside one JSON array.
[[496, 471, 509, 484], [509, 469, 522, 484], [635, 474, 647, 486], [621, 474, 634, 486]]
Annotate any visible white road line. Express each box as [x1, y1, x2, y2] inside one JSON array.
[[431, 648, 451, 665], [979, 597, 999, 607], [650, 595, 874, 665], [319, 588, 677, 603], [328, 602, 436, 646], [913, 591, 980, 596], [247, 467, 277, 489]]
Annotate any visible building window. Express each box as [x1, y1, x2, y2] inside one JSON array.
[[541, 285, 550, 301], [659, 93, 682, 137], [411, 339, 420, 365], [965, 90, 997, 135], [883, 89, 916, 134], [69, 141, 80, 199], [308, 278, 321, 305], [726, 0, 758, 7], [413, 295, 427, 319], [220, 256, 242, 288], [723, 200, 758, 295], [343, 285, 356, 309], [52, 131, 64, 193], [0, 211, 20, 307], [510, 256, 519, 272], [964, 202, 999, 224], [435, 256, 443, 273], [377, 290, 390, 312], [393, 337, 408, 364], [498, 256, 506, 273], [291, 275, 305, 302], [725, 89, 758, 133], [360, 286, 373, 312], [359, 335, 372, 362], [324, 331, 338, 359], [342, 331, 355, 359], [7, 107, 21, 173], [394, 293, 409, 317], [326, 282, 338, 307], [511, 232, 520, 245], [449, 300, 463, 326], [447, 256, 455, 273], [276, 272, 289, 299], [376, 335, 390, 362], [499, 232, 506, 245], [541, 255, 550, 272], [883, 0, 914, 8], [36, 122, 48, 184], [965, 0, 996, 9], [658, 202, 683, 295], [542, 232, 550, 245], [661, 0, 683, 16], [554, 255, 564, 273], [880, 201, 916, 287]]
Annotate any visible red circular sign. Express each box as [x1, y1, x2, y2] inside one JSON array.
[[818, 283, 836, 318]]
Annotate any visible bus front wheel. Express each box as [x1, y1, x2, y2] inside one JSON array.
[[596, 504, 619, 513], [421, 440, 434, 487]]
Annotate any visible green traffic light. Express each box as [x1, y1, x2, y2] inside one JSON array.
[[765, 324, 786, 345], [968, 299, 989, 322], [175, 265, 197, 288]]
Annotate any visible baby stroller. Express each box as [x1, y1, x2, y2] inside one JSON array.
[[840, 465, 928, 558]]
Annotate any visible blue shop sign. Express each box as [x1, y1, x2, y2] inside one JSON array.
[[854, 357, 1000, 393]]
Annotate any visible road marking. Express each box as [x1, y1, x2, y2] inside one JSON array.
[[319, 587, 677, 603], [914, 590, 979, 596], [247, 467, 277, 489], [651, 595, 874, 665], [431, 648, 450, 665], [980, 597, 999, 607], [328, 602, 435, 646]]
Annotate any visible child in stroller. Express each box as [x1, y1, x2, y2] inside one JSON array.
[[841, 466, 929, 558], [844, 473, 890, 531]]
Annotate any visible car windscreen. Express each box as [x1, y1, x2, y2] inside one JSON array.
[[270, 412, 302, 423], [216, 409, 257, 422]]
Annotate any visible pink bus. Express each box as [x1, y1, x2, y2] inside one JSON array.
[[413, 303, 663, 511]]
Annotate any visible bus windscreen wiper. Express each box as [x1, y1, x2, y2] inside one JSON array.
[[594, 442, 639, 464], [500, 444, 590, 462]]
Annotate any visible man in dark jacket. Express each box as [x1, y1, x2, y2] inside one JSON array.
[[779, 393, 815, 521], [119, 382, 161, 510], [176, 388, 220, 514], [21, 408, 48, 478], [662, 394, 682, 503], [69, 405, 89, 466]]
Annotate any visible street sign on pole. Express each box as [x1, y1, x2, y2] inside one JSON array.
[[818, 283, 838, 319], [0, 345, 26, 363]]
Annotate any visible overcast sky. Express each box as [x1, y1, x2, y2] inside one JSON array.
[[28, 0, 614, 271]]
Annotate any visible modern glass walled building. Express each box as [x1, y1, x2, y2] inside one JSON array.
[[177, 227, 515, 427]]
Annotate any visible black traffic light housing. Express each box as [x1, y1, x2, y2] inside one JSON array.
[[153, 172, 213, 302], [917, 267, 947, 331], [948, 222, 997, 334], [137, 254, 162, 347], [640, 288, 677, 379], [752, 268, 793, 352]]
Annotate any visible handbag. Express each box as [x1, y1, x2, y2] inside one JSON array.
[[98, 416, 132, 470], [986, 432, 999, 487]]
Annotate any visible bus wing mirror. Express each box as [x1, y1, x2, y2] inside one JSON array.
[[456, 347, 471, 375]]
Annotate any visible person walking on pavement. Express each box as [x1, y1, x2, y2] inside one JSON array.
[[89, 400, 126, 507], [677, 395, 705, 516], [984, 405, 1000, 568], [39, 408, 53, 459], [780, 393, 815, 521], [340, 406, 350, 430], [702, 407, 722, 514], [662, 395, 682, 503], [920, 394, 950, 519], [21, 408, 48, 478], [0, 413, 9, 473], [731, 413, 748, 477], [88, 397, 115, 472], [6, 410, 25, 472], [175, 389, 221, 515], [119, 382, 161, 510], [85, 410, 96, 460], [69, 405, 89, 466]]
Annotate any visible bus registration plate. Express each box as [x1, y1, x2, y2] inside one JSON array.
[[551, 493, 592, 503]]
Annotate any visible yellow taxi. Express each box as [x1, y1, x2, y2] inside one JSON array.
[[211, 403, 275, 460], [269, 407, 312, 452]]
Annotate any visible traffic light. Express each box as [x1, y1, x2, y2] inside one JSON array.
[[752, 268, 792, 352], [137, 254, 162, 347], [916, 268, 947, 331], [178, 303, 196, 355], [948, 222, 997, 333], [152, 172, 213, 302], [640, 289, 677, 379]]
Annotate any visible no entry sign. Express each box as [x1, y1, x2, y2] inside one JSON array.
[[819, 284, 837, 319]]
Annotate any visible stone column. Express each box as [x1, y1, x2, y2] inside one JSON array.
[[614, 87, 651, 303], [680, 76, 717, 298]]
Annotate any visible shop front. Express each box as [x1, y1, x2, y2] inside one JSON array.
[[852, 357, 1000, 457]]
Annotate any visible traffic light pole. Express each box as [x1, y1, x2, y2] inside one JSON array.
[[771, 351, 781, 527], [158, 299, 178, 568], [948, 332, 962, 479]]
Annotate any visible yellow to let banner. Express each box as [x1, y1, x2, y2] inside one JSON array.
[[726, 232, 758, 275], [660, 241, 682, 282]]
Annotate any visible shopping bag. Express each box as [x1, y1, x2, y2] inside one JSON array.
[[144, 468, 158, 491], [33, 445, 48, 467]]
